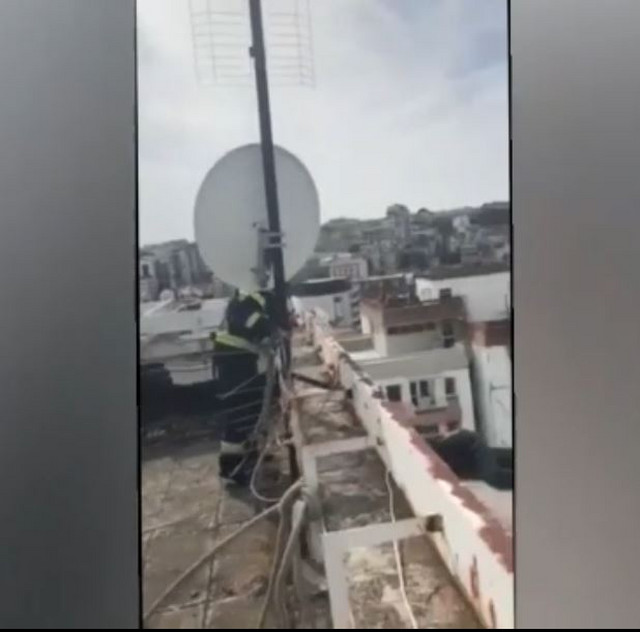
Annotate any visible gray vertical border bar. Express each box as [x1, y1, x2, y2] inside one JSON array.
[[512, 0, 640, 628], [0, 0, 139, 627]]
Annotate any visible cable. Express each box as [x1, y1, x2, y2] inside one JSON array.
[[213, 404, 279, 432], [273, 499, 307, 628], [142, 513, 201, 535], [228, 349, 278, 480], [258, 510, 287, 628], [249, 386, 293, 504], [249, 369, 336, 505], [385, 470, 419, 630], [250, 429, 283, 504], [257, 484, 303, 628], [142, 480, 304, 624], [209, 396, 277, 422], [217, 370, 264, 400]]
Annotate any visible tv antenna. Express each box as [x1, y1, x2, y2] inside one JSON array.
[[189, 0, 315, 88], [190, 0, 319, 371]]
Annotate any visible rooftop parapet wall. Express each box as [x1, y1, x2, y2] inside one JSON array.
[[306, 311, 514, 629]]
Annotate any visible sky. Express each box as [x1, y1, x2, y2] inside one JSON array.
[[138, 0, 509, 245]]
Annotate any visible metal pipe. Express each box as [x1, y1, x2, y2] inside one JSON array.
[[248, 0, 289, 347]]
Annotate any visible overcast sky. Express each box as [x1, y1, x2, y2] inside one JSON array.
[[138, 0, 508, 246]]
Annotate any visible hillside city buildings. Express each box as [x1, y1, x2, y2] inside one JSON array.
[[140, 202, 512, 629]]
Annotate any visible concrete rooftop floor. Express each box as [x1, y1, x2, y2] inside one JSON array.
[[142, 335, 488, 629], [142, 439, 286, 629]]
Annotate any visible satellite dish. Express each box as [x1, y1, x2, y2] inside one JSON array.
[[194, 144, 320, 292]]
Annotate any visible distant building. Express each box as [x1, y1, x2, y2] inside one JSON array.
[[321, 253, 369, 325], [356, 347, 475, 437], [313, 202, 510, 274], [467, 319, 512, 451], [360, 224, 396, 274], [415, 263, 511, 322], [324, 253, 368, 281], [355, 294, 475, 437], [140, 296, 228, 386], [358, 273, 413, 304], [291, 278, 355, 329], [360, 294, 467, 357], [140, 240, 213, 301], [140, 253, 159, 302], [386, 204, 412, 243]]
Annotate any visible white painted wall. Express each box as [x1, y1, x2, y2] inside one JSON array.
[[140, 299, 227, 386], [416, 272, 510, 322], [360, 312, 372, 335], [375, 369, 474, 432], [308, 320, 514, 628], [383, 329, 443, 357], [140, 298, 227, 336], [356, 347, 474, 431], [291, 290, 353, 327], [372, 327, 388, 356], [329, 256, 368, 281], [361, 345, 467, 378], [472, 345, 512, 448], [164, 359, 212, 385]]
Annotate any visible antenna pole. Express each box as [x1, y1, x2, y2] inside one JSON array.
[[249, 0, 289, 345], [249, 0, 298, 487]]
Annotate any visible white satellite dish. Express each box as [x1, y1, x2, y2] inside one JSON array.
[[194, 144, 320, 292]]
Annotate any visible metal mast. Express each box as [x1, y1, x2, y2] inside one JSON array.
[[248, 0, 290, 368]]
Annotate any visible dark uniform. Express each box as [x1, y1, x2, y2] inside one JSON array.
[[213, 291, 276, 485]]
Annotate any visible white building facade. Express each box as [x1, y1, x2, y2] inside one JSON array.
[[355, 348, 476, 434], [140, 298, 228, 386], [355, 296, 476, 437], [291, 278, 355, 329], [472, 346, 512, 448], [324, 254, 368, 327], [326, 254, 368, 281], [415, 269, 510, 322]]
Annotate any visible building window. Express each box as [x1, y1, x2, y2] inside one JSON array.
[[442, 320, 455, 348], [411, 380, 433, 412], [141, 263, 150, 279], [426, 322, 436, 331], [446, 420, 459, 432], [445, 377, 457, 397], [409, 382, 418, 407], [439, 288, 452, 299], [386, 384, 402, 402]]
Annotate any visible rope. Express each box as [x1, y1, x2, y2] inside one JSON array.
[[273, 499, 307, 628], [385, 470, 419, 629]]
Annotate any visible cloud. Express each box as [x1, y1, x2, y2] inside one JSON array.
[[138, 0, 508, 244]]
